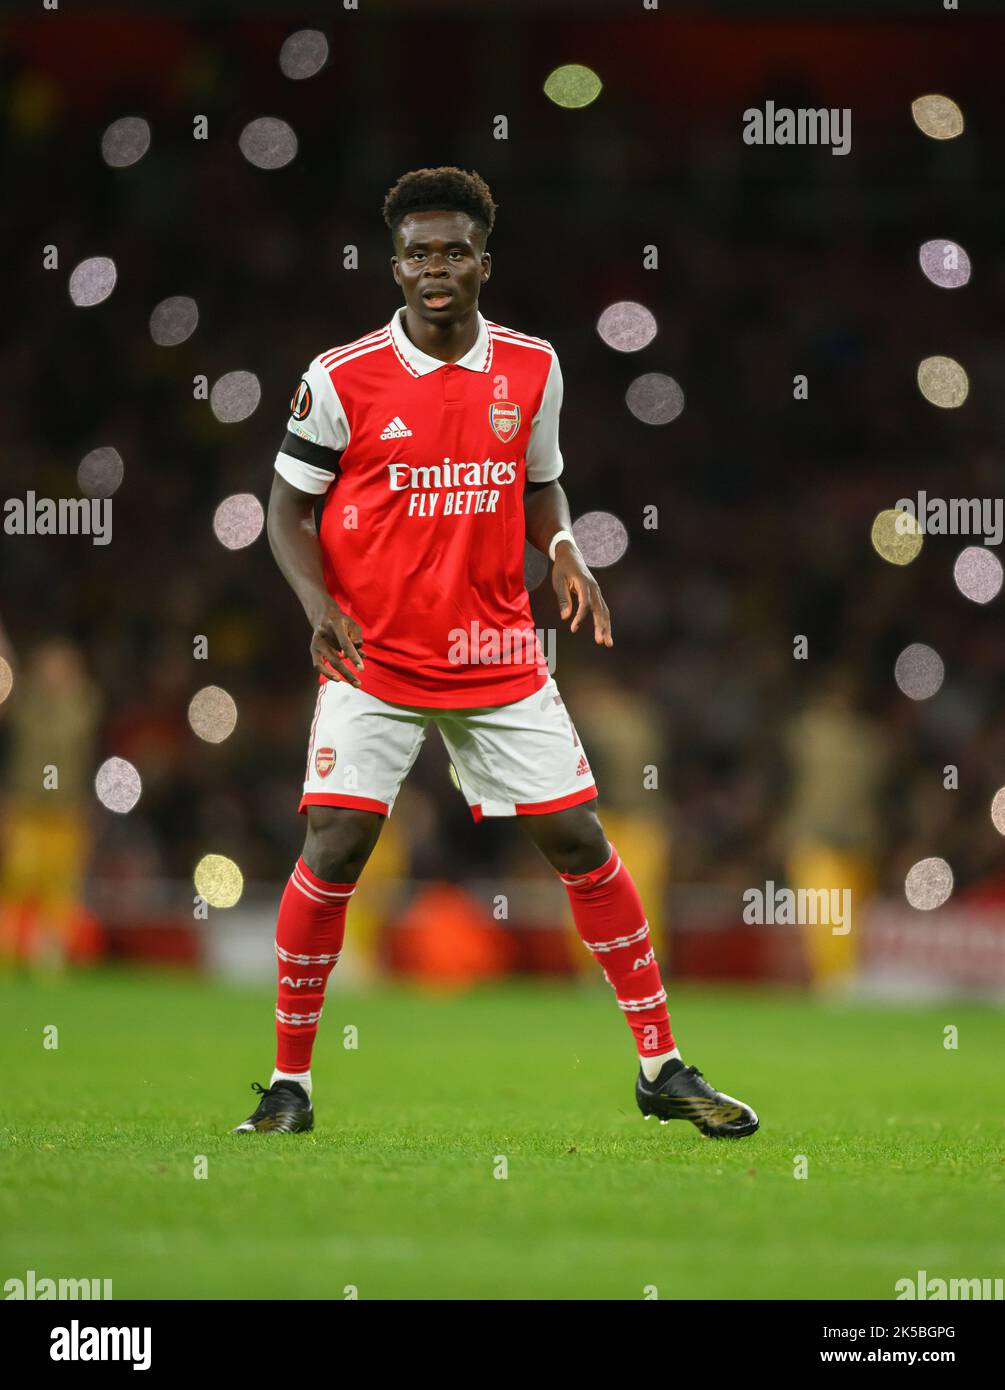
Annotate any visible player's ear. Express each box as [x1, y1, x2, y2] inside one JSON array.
[[390, 256, 401, 286], [480, 252, 491, 283]]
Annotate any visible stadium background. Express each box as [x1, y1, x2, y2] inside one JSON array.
[[4, 0, 1005, 992], [0, 0, 1003, 1304]]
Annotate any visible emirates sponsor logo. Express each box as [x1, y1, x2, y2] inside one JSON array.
[[387, 458, 517, 491], [387, 457, 518, 519]]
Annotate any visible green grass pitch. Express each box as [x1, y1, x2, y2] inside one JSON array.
[[1, 970, 1001, 1300]]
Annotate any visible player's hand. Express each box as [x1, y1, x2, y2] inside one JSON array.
[[553, 547, 613, 647], [310, 605, 365, 686]]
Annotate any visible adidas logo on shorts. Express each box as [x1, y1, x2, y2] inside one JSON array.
[[380, 416, 413, 439], [576, 754, 590, 777]]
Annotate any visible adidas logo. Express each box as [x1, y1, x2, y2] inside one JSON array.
[[576, 754, 590, 777], [380, 416, 413, 440]]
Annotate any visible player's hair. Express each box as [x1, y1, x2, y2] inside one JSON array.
[[382, 167, 497, 243]]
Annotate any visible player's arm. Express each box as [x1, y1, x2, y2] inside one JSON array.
[[523, 349, 613, 648], [269, 363, 364, 686], [267, 473, 363, 686]]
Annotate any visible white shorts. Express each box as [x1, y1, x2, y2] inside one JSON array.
[[300, 674, 598, 820]]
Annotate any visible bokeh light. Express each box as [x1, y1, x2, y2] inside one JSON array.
[[77, 446, 124, 498], [904, 857, 953, 911], [596, 302, 657, 353], [0, 657, 13, 705], [894, 643, 944, 701], [188, 686, 239, 743], [626, 373, 685, 425], [871, 508, 923, 566], [911, 94, 964, 140], [69, 257, 117, 307], [210, 371, 261, 423], [150, 296, 199, 346], [194, 854, 244, 909], [953, 547, 1002, 604], [991, 788, 1005, 837], [917, 356, 968, 409], [918, 240, 971, 290], [95, 757, 142, 813], [100, 116, 151, 168], [213, 494, 264, 550], [572, 511, 629, 567], [280, 29, 329, 80], [543, 64, 602, 109], [239, 117, 298, 169]]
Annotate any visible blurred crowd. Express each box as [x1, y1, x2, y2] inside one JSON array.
[[3, 8, 1005, 971]]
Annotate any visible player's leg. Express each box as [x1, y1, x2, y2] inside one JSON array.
[[278, 807, 382, 1047], [441, 677, 758, 1140], [520, 799, 677, 1065], [524, 799, 758, 1139], [233, 807, 386, 1136], [438, 684, 678, 1061], [233, 681, 425, 1133]]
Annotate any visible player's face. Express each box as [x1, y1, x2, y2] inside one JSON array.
[[391, 211, 490, 323]]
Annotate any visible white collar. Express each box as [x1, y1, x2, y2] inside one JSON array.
[[388, 305, 491, 376]]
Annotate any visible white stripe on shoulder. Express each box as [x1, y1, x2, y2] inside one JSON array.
[[319, 325, 388, 360], [484, 322, 553, 353], [319, 329, 391, 371], [319, 335, 392, 373]]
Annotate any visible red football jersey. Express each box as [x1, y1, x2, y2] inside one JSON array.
[[275, 307, 565, 708]]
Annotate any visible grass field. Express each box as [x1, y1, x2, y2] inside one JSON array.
[[1, 969, 1001, 1300]]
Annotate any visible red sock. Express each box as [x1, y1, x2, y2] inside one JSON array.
[[274, 857, 355, 1074], [559, 844, 675, 1058]]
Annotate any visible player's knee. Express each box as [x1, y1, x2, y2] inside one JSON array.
[[303, 806, 383, 882], [526, 803, 609, 875]]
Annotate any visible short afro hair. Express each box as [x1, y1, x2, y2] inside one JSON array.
[[383, 167, 497, 243]]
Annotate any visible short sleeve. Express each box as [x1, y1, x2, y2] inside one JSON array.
[[274, 356, 351, 495], [524, 347, 564, 484]]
